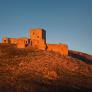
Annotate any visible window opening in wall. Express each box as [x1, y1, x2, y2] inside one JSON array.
[[4, 40, 6, 43], [25, 41, 28, 44], [33, 32, 35, 35]]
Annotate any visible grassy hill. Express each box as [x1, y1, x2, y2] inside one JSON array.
[[0, 44, 92, 92]]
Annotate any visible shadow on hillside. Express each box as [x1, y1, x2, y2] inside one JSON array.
[[69, 51, 92, 64], [0, 84, 92, 92]]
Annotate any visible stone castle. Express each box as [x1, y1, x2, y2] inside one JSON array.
[[2, 28, 68, 56]]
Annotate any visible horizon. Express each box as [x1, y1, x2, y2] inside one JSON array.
[[0, 0, 92, 55]]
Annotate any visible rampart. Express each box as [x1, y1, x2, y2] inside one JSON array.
[[47, 44, 68, 56]]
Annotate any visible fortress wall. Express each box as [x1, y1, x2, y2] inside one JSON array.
[[31, 39, 47, 50], [2, 37, 10, 43], [38, 40, 47, 50], [1, 28, 69, 52], [9, 38, 17, 44], [17, 38, 29, 48], [2, 37, 17, 44], [47, 44, 68, 56]]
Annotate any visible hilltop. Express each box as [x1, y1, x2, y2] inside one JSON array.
[[0, 44, 92, 92]]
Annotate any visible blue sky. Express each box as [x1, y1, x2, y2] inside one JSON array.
[[0, 0, 92, 54]]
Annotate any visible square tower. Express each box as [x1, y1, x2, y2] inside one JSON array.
[[30, 28, 46, 41], [29, 28, 47, 50]]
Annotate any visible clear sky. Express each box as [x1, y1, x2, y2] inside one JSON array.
[[0, 0, 92, 54]]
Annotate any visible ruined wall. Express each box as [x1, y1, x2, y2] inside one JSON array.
[[1, 28, 69, 53], [2, 37, 17, 44], [17, 38, 29, 48], [30, 39, 46, 50], [9, 38, 17, 44], [2, 37, 10, 43], [38, 40, 47, 50], [47, 44, 68, 56], [2, 37, 29, 48]]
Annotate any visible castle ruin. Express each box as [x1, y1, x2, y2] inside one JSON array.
[[2, 28, 68, 56]]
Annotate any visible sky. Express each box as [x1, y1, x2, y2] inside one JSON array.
[[0, 0, 92, 54]]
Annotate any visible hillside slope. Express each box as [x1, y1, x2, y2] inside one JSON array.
[[69, 50, 92, 64], [0, 44, 92, 92]]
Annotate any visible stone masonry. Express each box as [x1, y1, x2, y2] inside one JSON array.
[[2, 28, 68, 56]]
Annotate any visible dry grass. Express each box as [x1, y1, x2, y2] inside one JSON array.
[[0, 44, 92, 92]]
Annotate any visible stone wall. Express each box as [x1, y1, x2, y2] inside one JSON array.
[[17, 38, 29, 48], [2, 37, 9, 43], [47, 44, 68, 56], [2, 37, 17, 44], [9, 38, 17, 44]]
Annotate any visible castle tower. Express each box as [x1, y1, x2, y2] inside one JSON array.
[[29, 28, 47, 50], [30, 28, 46, 41]]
